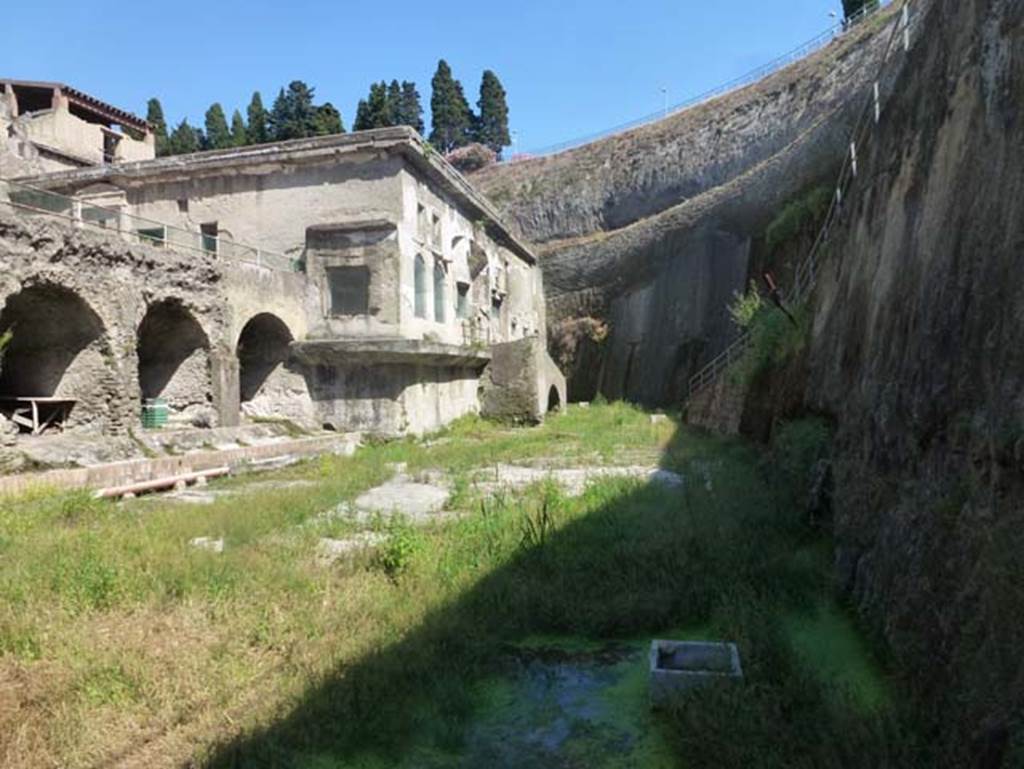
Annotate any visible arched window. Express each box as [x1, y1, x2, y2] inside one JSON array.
[[433, 260, 446, 323], [414, 254, 427, 319]]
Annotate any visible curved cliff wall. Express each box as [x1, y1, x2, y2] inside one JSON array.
[[802, 0, 1024, 760], [476, 8, 905, 404]]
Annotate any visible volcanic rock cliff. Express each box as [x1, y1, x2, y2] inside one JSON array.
[[691, 0, 1022, 761], [475, 7, 905, 404], [805, 0, 1024, 761]]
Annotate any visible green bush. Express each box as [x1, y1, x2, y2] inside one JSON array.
[[765, 187, 831, 252], [375, 516, 424, 579]]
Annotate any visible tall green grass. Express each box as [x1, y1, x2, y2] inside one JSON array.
[[0, 405, 928, 767]]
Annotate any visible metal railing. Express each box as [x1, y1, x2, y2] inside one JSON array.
[[686, 0, 920, 401], [504, 1, 894, 162], [0, 176, 302, 272]]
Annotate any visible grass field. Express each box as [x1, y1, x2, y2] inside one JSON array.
[[0, 403, 926, 767]]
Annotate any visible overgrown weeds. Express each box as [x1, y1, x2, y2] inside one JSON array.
[[0, 405, 927, 767]]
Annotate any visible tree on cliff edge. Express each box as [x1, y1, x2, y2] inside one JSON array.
[[146, 98, 169, 156], [429, 60, 473, 153], [167, 119, 202, 155], [269, 81, 319, 141], [246, 92, 268, 145], [841, 0, 879, 19], [230, 110, 247, 146], [204, 103, 232, 150], [475, 70, 510, 155]]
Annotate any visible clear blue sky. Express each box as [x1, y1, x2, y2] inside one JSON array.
[[2, 0, 845, 153]]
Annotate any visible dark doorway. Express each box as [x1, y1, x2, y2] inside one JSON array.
[[237, 313, 293, 403]]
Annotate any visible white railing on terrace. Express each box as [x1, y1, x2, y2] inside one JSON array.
[[0, 177, 302, 272], [686, 0, 921, 401], [504, 1, 894, 162]]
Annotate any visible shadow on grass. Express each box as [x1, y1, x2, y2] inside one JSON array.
[[203, 417, 927, 768]]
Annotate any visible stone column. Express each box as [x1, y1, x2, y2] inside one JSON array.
[[210, 353, 241, 427]]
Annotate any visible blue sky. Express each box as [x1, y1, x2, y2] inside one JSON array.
[[2, 0, 845, 153]]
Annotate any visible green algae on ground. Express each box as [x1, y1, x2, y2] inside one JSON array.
[[784, 603, 890, 713], [455, 637, 675, 769]]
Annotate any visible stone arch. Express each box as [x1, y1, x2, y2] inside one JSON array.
[[0, 283, 113, 429], [547, 384, 562, 413], [237, 313, 293, 403], [137, 299, 211, 420], [235, 313, 313, 424]]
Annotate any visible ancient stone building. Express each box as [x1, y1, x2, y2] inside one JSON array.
[[0, 125, 564, 441], [1, 79, 154, 176]]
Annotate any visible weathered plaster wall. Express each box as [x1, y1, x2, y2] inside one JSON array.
[[307, 362, 481, 436], [112, 154, 406, 258]]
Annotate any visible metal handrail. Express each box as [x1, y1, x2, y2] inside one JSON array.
[[0, 176, 302, 272], [686, 0, 917, 401]]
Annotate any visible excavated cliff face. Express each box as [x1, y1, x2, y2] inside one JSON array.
[[475, 9, 904, 404], [801, 0, 1023, 761]]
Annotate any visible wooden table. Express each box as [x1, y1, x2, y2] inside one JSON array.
[[0, 397, 77, 435]]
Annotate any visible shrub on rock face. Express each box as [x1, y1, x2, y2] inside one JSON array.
[[445, 143, 497, 173], [549, 317, 609, 370]]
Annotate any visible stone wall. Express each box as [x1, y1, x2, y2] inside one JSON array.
[[0, 208, 230, 435], [480, 336, 567, 423]]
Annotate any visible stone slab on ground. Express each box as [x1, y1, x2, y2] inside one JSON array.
[[189, 536, 224, 553], [472, 464, 683, 498], [316, 533, 386, 565], [353, 478, 450, 521]]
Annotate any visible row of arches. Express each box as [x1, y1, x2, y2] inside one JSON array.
[[0, 284, 296, 433]]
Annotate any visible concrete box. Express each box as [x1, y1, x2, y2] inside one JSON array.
[[648, 639, 743, 707]]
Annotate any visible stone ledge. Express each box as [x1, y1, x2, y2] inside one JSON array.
[[0, 433, 358, 499], [291, 338, 491, 368]]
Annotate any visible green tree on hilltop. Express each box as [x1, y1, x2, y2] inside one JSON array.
[[146, 98, 169, 156], [246, 91, 268, 145], [475, 70, 510, 155], [230, 109, 247, 146], [167, 119, 202, 155], [399, 81, 424, 134], [386, 80, 402, 125], [313, 102, 344, 135], [429, 60, 473, 152], [354, 82, 390, 130], [841, 0, 879, 19], [269, 81, 319, 141], [204, 103, 232, 149]]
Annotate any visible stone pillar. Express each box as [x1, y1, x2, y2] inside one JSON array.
[[210, 353, 241, 427]]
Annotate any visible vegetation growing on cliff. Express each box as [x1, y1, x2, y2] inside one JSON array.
[[727, 284, 809, 386]]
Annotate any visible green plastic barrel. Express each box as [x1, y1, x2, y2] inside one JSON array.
[[141, 398, 169, 429]]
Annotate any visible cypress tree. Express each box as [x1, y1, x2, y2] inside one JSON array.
[[145, 98, 169, 156], [204, 103, 232, 150], [367, 82, 390, 128], [353, 99, 371, 131], [230, 109, 247, 146], [246, 91, 268, 145], [476, 70, 511, 155], [386, 80, 402, 126], [269, 81, 318, 140], [429, 60, 473, 152], [167, 119, 201, 155], [399, 81, 424, 134], [313, 103, 344, 135]]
